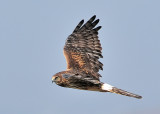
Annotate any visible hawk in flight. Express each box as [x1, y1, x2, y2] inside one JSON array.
[[52, 15, 142, 99]]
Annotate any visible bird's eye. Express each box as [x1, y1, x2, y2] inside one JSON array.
[[54, 76, 60, 81]]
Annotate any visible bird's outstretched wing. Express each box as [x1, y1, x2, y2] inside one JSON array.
[[63, 15, 103, 80]]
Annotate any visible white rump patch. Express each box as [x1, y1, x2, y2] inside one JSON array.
[[101, 83, 113, 91]]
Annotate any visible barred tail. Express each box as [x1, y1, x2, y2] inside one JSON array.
[[101, 83, 142, 99]]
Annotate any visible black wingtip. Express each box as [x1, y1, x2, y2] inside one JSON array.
[[80, 19, 84, 24], [95, 19, 99, 23], [91, 15, 96, 20], [73, 19, 84, 33], [92, 15, 96, 18], [94, 26, 102, 31]]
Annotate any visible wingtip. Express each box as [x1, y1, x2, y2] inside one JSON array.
[[80, 19, 84, 24], [91, 15, 96, 20], [95, 19, 99, 23], [93, 26, 102, 31], [93, 15, 96, 18]]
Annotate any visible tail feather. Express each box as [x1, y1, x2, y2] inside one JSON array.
[[110, 87, 142, 99], [101, 83, 142, 99]]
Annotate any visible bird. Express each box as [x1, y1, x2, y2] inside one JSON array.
[[52, 15, 142, 99]]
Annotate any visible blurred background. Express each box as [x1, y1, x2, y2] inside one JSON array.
[[0, 0, 160, 114]]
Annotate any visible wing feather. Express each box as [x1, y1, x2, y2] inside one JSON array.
[[64, 15, 103, 80]]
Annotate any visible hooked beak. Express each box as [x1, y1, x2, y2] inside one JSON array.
[[52, 77, 55, 83]]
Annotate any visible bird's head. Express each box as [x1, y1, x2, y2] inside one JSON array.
[[52, 75, 62, 85], [52, 71, 71, 86]]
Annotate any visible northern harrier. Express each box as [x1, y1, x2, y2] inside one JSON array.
[[52, 15, 142, 99]]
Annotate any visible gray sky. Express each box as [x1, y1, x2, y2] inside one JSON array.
[[0, 0, 160, 114]]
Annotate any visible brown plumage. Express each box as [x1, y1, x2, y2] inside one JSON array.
[[52, 15, 142, 99], [63, 15, 102, 80]]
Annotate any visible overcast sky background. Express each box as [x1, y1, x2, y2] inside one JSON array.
[[0, 0, 160, 114]]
